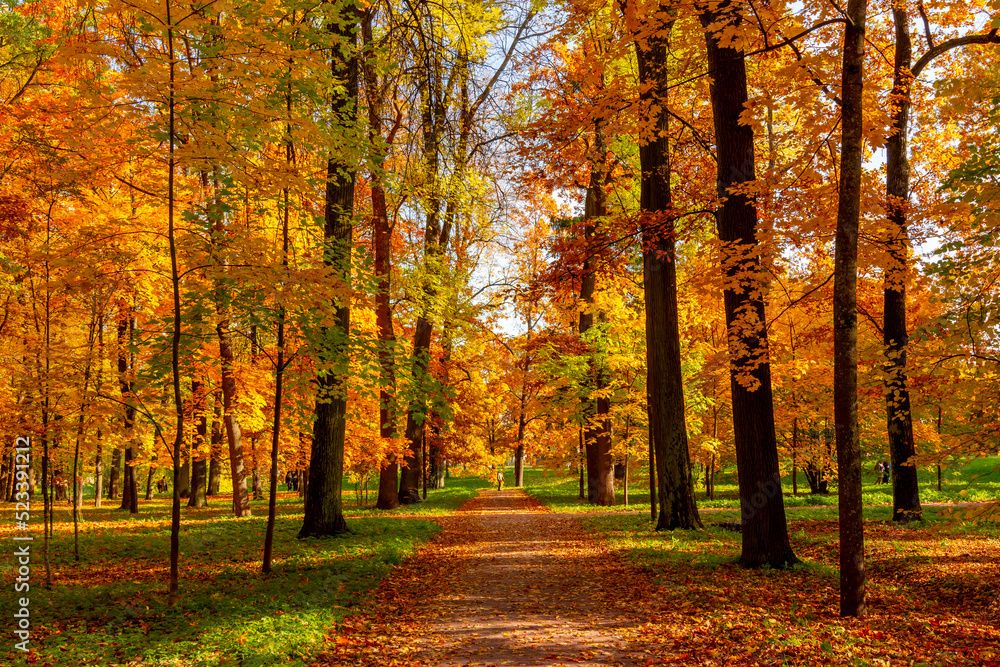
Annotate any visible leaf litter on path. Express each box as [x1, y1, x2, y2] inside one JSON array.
[[314, 489, 660, 667]]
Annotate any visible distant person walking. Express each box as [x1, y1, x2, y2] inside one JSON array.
[[496, 469, 504, 492]]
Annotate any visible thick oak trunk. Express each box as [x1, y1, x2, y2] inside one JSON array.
[[634, 8, 700, 529], [701, 4, 795, 565], [299, 10, 359, 538]]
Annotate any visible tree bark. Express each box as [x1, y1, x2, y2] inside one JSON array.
[[94, 440, 102, 507], [833, 0, 869, 618], [884, 6, 922, 524], [189, 379, 208, 508], [580, 120, 615, 507], [399, 45, 447, 502], [117, 306, 138, 514], [177, 450, 190, 498], [165, 9, 182, 604], [299, 8, 359, 538], [108, 448, 120, 499], [208, 400, 222, 497], [216, 315, 250, 516], [635, 5, 700, 529], [701, 3, 795, 564], [363, 8, 401, 511]]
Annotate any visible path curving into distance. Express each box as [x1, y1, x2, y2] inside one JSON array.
[[317, 488, 658, 667]]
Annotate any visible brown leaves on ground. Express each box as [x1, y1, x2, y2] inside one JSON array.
[[315, 489, 1000, 666], [313, 489, 659, 666]]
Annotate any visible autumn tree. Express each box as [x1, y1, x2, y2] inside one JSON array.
[[623, 0, 700, 529]]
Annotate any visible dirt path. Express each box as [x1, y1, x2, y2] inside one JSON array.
[[317, 489, 657, 667]]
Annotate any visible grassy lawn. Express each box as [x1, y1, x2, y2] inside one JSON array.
[[575, 509, 1000, 665], [522, 457, 1000, 514], [1, 474, 486, 667]]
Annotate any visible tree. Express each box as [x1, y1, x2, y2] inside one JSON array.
[[833, 0, 868, 619], [626, 0, 701, 529], [882, 3, 999, 524], [299, 2, 361, 539], [699, 0, 797, 567]]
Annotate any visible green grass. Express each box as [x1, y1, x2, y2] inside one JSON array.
[[522, 457, 1000, 514], [1, 474, 485, 667], [344, 472, 485, 516]]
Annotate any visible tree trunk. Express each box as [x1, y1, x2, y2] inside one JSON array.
[[145, 466, 154, 501], [884, 5, 923, 524], [580, 122, 614, 506], [514, 411, 526, 488], [648, 417, 656, 520], [208, 400, 222, 497], [792, 418, 798, 495], [363, 10, 401, 512], [177, 451, 190, 498], [165, 12, 183, 604], [216, 318, 250, 516], [264, 119, 292, 572], [109, 448, 120, 499], [299, 11, 358, 538], [94, 440, 102, 508], [189, 379, 208, 508], [833, 0, 869, 618], [634, 7, 699, 529], [117, 307, 138, 514], [400, 46, 451, 502], [702, 4, 794, 564]]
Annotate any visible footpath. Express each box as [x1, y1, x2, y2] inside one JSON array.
[[317, 489, 657, 667]]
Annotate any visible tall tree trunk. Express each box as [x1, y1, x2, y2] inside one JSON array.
[[264, 124, 292, 571], [299, 9, 359, 538], [634, 5, 699, 529], [514, 409, 526, 488], [363, 8, 401, 512], [580, 119, 614, 507], [833, 0, 869, 618], [208, 398, 222, 496], [883, 5, 922, 524], [118, 306, 138, 514], [216, 315, 250, 516], [145, 466, 154, 500], [189, 379, 208, 508], [94, 441, 102, 508], [792, 418, 798, 495], [177, 449, 190, 498], [701, 3, 794, 564], [648, 417, 656, 520], [399, 46, 449, 502], [165, 7, 183, 604], [109, 448, 120, 499]]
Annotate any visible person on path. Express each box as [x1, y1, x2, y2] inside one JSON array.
[[874, 461, 884, 484], [496, 469, 504, 492]]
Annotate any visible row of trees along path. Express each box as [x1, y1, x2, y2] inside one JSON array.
[[320, 489, 659, 667]]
